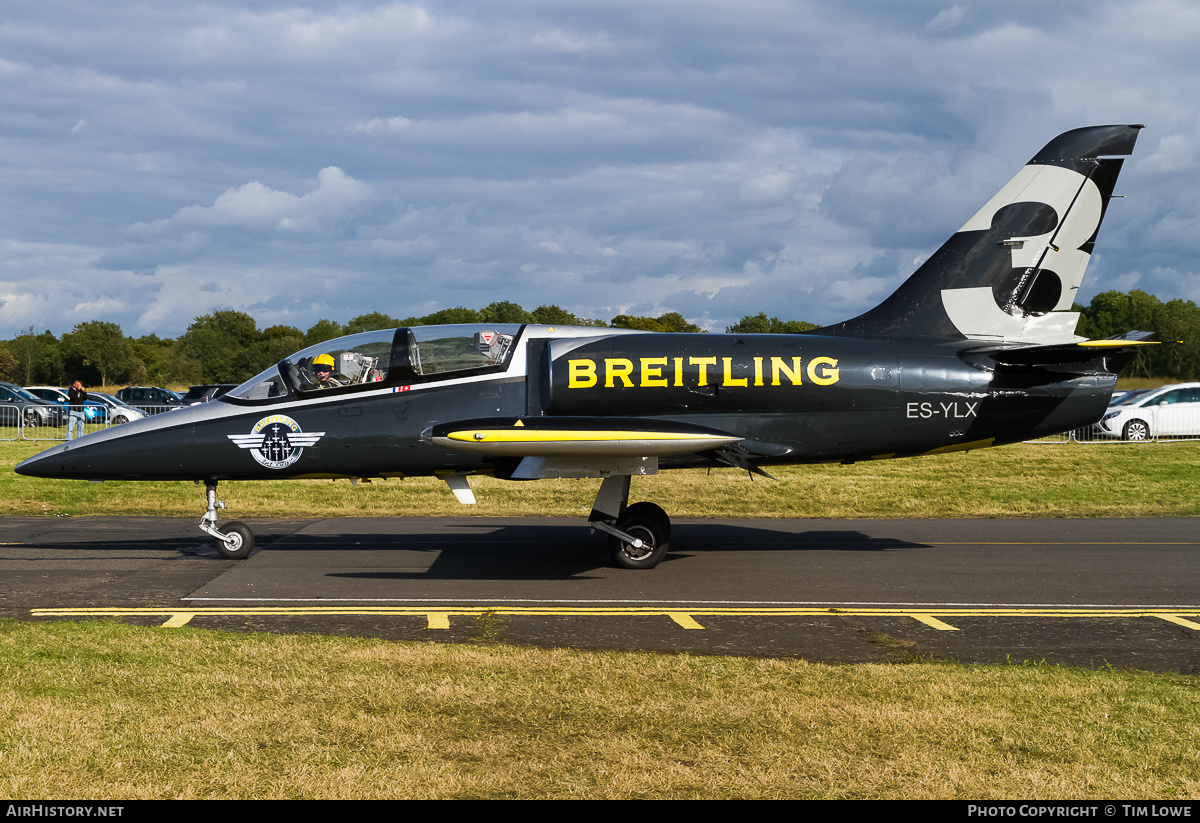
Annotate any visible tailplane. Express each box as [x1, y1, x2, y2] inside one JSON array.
[[819, 125, 1143, 344]]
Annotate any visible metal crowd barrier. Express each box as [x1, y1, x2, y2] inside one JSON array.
[[1033, 411, 1200, 444], [0, 402, 184, 442], [0, 405, 18, 441]]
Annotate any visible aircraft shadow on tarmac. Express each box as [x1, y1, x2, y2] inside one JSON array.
[[308, 523, 932, 581], [16, 522, 930, 580]]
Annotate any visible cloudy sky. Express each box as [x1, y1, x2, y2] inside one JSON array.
[[2, 1, 1199, 339]]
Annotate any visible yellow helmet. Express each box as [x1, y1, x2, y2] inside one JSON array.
[[313, 353, 336, 372]]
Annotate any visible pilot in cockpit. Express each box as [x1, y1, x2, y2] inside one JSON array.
[[311, 353, 344, 388]]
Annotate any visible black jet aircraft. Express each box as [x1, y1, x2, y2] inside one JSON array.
[[18, 124, 1152, 568]]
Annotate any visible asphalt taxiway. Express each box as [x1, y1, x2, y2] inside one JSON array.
[[2, 515, 1198, 673]]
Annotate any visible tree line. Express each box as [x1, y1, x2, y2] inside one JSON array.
[[0, 290, 1196, 388]]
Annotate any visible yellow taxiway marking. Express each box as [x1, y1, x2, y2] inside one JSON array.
[[909, 614, 960, 631], [28, 606, 1200, 632], [667, 612, 705, 629], [1154, 614, 1200, 630]]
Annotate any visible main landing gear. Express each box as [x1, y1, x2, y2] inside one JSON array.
[[199, 482, 255, 560], [587, 475, 671, 570], [195, 476, 670, 569]]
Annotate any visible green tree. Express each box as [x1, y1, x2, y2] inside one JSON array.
[[61, 321, 135, 386], [8, 327, 52, 385], [531, 305, 606, 326], [412, 307, 479, 326], [345, 312, 402, 334], [131, 334, 176, 385], [304, 319, 344, 347], [1153, 299, 1200, 380], [611, 312, 702, 333], [479, 301, 533, 325], [0, 341, 15, 382], [176, 310, 262, 383], [726, 313, 818, 334]]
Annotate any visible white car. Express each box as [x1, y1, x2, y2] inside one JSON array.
[[1093, 383, 1200, 441], [87, 392, 149, 425]]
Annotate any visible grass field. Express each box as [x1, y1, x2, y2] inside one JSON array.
[[4, 437, 1200, 520], [3, 438, 1198, 799], [1, 619, 1198, 799]]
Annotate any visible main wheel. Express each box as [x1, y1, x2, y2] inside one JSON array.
[[1122, 419, 1150, 441], [216, 521, 255, 560], [609, 503, 671, 570]]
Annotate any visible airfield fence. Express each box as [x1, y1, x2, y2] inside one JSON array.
[[0, 403, 180, 442], [0, 405, 18, 442]]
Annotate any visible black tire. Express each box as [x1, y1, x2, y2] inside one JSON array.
[[112, 414, 128, 425], [1122, 419, 1150, 441], [609, 504, 671, 570], [216, 521, 255, 560], [622, 502, 671, 541], [23, 409, 40, 427]]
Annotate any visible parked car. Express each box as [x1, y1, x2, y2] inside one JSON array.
[[23, 386, 108, 423], [0, 382, 67, 426], [179, 384, 237, 404], [115, 386, 184, 414], [88, 393, 149, 425], [1092, 383, 1200, 440]]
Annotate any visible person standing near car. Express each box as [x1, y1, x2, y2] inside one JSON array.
[[67, 380, 88, 440]]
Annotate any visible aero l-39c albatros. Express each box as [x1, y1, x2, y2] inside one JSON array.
[[18, 125, 1153, 569]]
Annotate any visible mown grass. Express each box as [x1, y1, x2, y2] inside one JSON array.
[[4, 438, 1198, 799], [4, 438, 1200, 519], [1, 619, 1197, 799]]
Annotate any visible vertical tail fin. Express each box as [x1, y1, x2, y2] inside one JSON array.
[[820, 125, 1143, 344]]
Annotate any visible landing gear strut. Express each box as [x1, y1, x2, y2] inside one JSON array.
[[199, 482, 255, 560], [588, 475, 671, 570]]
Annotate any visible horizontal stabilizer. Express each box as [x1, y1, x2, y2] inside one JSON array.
[[974, 331, 1156, 367], [424, 416, 742, 457]]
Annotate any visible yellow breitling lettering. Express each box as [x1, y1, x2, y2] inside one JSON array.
[[604, 358, 635, 388], [689, 356, 717, 386], [807, 356, 840, 385], [640, 357, 668, 387], [569, 359, 597, 388], [721, 357, 748, 387], [564, 355, 841, 388], [770, 356, 803, 386]]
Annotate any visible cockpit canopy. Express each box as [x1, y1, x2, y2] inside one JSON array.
[[227, 324, 521, 402]]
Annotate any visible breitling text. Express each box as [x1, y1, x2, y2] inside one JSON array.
[[566, 356, 840, 389]]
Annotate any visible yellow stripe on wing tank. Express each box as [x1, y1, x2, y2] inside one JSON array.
[[434, 426, 741, 457], [444, 429, 728, 444]]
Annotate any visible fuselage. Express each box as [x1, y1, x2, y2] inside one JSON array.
[[16, 323, 1117, 483]]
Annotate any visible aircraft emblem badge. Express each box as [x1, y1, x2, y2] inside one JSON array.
[[228, 415, 325, 470]]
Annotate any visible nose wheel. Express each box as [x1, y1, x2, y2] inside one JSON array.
[[199, 482, 256, 559]]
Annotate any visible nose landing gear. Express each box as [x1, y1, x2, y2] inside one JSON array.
[[198, 482, 255, 559]]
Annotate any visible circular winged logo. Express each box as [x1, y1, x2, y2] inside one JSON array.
[[227, 415, 325, 470]]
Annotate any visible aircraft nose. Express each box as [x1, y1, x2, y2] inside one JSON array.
[[16, 442, 78, 478]]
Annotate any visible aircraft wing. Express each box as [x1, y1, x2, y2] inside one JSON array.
[[424, 416, 742, 457]]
